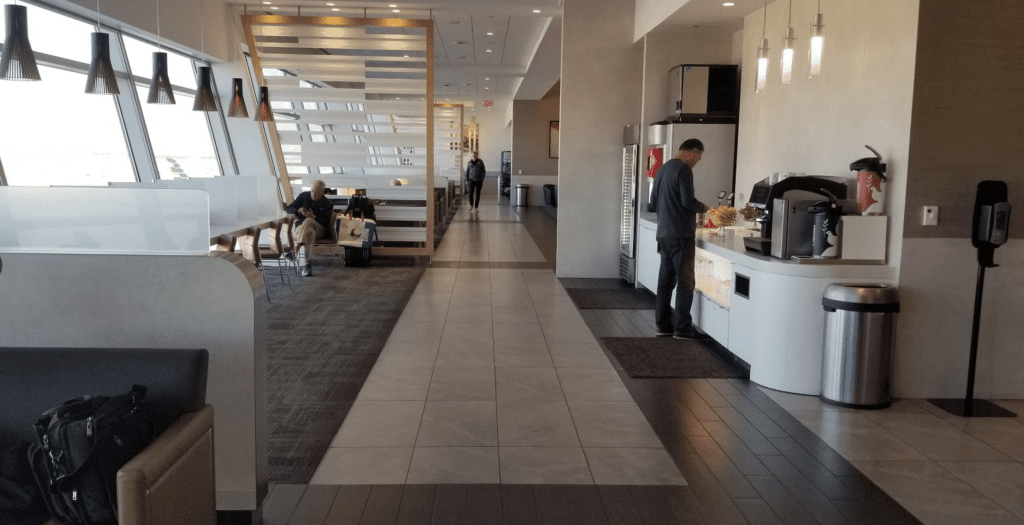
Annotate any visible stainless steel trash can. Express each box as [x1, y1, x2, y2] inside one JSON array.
[[516, 184, 529, 207], [820, 284, 900, 408]]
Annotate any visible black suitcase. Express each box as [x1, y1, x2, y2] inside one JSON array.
[[342, 219, 377, 267]]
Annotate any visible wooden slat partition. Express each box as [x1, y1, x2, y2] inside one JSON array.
[[243, 14, 434, 255]]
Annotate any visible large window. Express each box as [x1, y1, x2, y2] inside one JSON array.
[[122, 36, 221, 179], [0, 3, 135, 187]]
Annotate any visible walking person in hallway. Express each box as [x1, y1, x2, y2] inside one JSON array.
[[466, 150, 486, 211], [649, 139, 709, 340]]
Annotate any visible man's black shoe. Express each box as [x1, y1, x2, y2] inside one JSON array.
[[284, 252, 295, 262], [655, 329, 674, 337], [301, 263, 312, 277], [673, 326, 708, 340]]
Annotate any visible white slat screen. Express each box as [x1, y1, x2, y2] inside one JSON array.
[[434, 104, 464, 195], [242, 15, 434, 256]]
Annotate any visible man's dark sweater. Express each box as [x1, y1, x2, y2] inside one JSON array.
[[649, 158, 708, 239], [286, 191, 334, 231], [466, 159, 486, 181]]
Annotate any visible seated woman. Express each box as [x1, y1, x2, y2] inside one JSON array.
[[285, 179, 335, 276]]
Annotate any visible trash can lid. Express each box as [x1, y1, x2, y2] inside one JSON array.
[[823, 283, 899, 310]]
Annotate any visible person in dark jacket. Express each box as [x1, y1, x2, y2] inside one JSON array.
[[285, 179, 334, 276], [465, 151, 486, 211], [649, 139, 709, 340]]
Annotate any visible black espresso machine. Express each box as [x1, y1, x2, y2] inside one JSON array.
[[743, 176, 851, 257]]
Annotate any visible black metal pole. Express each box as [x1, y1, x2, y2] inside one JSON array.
[[964, 263, 986, 417]]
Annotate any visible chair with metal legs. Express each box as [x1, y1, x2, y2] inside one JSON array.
[[258, 220, 292, 289]]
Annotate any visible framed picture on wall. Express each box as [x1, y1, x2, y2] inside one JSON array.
[[549, 121, 559, 158]]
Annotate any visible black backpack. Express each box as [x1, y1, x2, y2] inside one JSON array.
[[28, 385, 153, 525], [345, 194, 376, 222]]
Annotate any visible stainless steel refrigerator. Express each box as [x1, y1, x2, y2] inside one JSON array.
[[644, 120, 737, 210], [619, 126, 640, 283]]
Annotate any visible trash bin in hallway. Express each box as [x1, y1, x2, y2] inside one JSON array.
[[516, 184, 529, 207], [820, 284, 900, 409], [543, 184, 557, 207]]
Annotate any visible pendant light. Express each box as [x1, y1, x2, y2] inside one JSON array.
[[0, 3, 41, 81], [147, 0, 175, 104], [84, 0, 119, 94], [809, 0, 825, 78], [227, 7, 248, 118], [193, 0, 217, 111], [254, 26, 273, 122], [780, 0, 795, 85], [754, 0, 769, 94]]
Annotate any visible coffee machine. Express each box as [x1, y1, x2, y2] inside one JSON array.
[[743, 176, 850, 258]]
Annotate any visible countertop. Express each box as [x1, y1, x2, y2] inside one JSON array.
[[638, 215, 895, 279]]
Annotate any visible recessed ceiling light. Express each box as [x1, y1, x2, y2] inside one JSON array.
[[485, 77, 490, 80], [389, 4, 397, 6], [332, 7, 338, 10], [270, 6, 279, 9], [532, 9, 541, 13], [326, 2, 334, 5], [485, 87, 489, 89], [723, 2, 735, 5], [392, 9, 400, 12], [487, 32, 493, 36], [403, 54, 409, 57], [486, 49, 492, 53], [263, 1, 271, 4]]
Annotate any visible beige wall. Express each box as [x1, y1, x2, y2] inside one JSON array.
[[558, 0, 644, 277], [53, 0, 232, 61], [512, 99, 560, 177], [895, 0, 1024, 398], [735, 0, 919, 272], [633, 0, 688, 43], [639, 24, 741, 201]]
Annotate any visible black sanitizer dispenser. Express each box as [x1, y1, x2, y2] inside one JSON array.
[[930, 180, 1016, 418]]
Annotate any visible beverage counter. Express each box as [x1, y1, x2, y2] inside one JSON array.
[[636, 213, 896, 395]]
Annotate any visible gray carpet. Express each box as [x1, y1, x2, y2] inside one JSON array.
[[600, 337, 746, 379], [265, 260, 425, 483], [566, 288, 656, 309]]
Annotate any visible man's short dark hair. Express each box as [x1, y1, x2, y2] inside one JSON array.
[[679, 139, 704, 152]]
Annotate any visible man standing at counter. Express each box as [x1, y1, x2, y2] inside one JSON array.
[[650, 139, 709, 340]]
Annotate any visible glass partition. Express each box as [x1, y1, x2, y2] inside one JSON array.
[[0, 187, 210, 255]]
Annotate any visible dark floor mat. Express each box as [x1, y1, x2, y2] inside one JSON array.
[[265, 262, 425, 483], [601, 337, 746, 378], [566, 287, 656, 309]]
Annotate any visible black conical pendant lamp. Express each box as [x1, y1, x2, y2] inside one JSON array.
[[147, 51, 175, 103], [193, 65, 217, 111], [0, 4, 41, 81], [255, 85, 273, 122], [228, 78, 248, 118], [146, 0, 174, 103], [85, 0, 118, 94], [192, 0, 216, 112], [253, 25, 273, 122], [85, 32, 119, 94]]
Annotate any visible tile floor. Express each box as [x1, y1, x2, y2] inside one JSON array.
[[765, 389, 1024, 524], [296, 195, 1024, 524], [310, 197, 684, 486]]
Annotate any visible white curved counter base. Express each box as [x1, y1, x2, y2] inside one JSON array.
[[637, 216, 896, 395]]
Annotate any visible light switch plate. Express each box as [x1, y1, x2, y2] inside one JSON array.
[[923, 206, 939, 226]]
